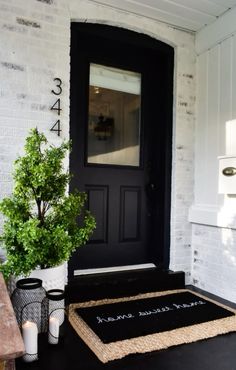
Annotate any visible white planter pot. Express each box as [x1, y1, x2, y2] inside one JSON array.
[[29, 263, 66, 291], [8, 263, 66, 295]]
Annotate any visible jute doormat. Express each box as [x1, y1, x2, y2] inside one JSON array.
[[68, 289, 236, 363]]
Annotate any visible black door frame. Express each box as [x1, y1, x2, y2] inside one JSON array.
[[69, 23, 174, 276]]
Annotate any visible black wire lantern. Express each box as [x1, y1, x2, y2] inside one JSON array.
[[43, 289, 65, 344], [11, 278, 47, 333]]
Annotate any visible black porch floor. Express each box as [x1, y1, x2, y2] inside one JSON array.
[[16, 269, 236, 370]]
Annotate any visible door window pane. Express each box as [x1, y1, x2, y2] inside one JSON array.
[[87, 64, 141, 166]]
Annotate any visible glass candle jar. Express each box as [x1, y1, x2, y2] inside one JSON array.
[[46, 289, 65, 325]]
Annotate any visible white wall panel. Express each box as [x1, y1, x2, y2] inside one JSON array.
[[190, 34, 236, 227], [219, 38, 232, 156], [232, 36, 236, 119], [192, 25, 236, 302]]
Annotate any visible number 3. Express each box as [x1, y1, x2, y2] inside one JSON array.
[[51, 78, 62, 95]]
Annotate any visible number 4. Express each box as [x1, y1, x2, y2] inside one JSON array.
[[50, 98, 62, 115], [50, 120, 61, 136]]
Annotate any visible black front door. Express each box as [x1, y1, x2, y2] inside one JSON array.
[[69, 23, 174, 277]]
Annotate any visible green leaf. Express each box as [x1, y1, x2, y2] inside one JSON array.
[[0, 128, 96, 279]]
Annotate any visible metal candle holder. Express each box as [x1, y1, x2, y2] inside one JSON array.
[[11, 278, 47, 333]]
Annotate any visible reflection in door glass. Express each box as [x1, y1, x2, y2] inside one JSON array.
[[87, 64, 141, 166]]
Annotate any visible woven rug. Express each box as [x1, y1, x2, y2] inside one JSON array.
[[69, 289, 236, 363]]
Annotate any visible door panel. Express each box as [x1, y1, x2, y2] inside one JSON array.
[[120, 186, 141, 242], [69, 23, 174, 278], [86, 185, 108, 243]]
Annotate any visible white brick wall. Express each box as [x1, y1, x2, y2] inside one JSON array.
[[0, 0, 70, 188], [0, 0, 196, 284], [192, 224, 236, 303], [0, 0, 71, 242], [170, 46, 195, 283]]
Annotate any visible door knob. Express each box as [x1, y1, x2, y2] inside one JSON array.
[[146, 183, 158, 197], [147, 183, 157, 190]]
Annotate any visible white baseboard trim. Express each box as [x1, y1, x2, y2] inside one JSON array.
[[74, 263, 156, 276]]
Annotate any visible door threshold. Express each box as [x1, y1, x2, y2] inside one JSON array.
[[74, 263, 156, 276]]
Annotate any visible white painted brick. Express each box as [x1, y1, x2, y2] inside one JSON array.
[[0, 0, 196, 287], [192, 224, 236, 303]]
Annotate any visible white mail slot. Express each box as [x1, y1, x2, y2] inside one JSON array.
[[218, 156, 236, 194]]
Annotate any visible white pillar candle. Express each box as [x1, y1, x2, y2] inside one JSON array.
[[22, 321, 38, 362], [48, 316, 59, 344]]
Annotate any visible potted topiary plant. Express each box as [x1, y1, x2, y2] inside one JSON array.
[[0, 128, 96, 288]]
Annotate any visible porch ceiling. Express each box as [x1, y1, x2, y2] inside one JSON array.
[[90, 0, 236, 32]]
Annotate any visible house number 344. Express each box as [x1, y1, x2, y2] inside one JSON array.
[[50, 78, 62, 136]]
